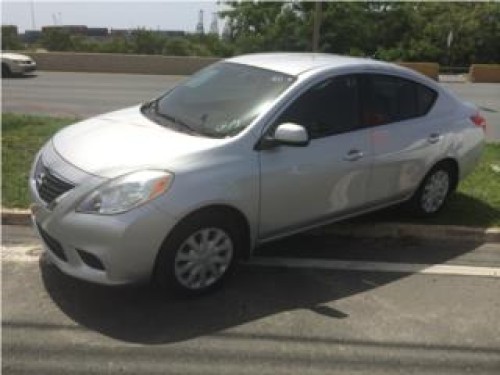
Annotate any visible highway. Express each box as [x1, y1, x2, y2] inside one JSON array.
[[2, 71, 183, 118], [2, 71, 500, 140]]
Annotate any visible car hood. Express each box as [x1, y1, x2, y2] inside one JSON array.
[[52, 106, 223, 178], [1, 52, 31, 61]]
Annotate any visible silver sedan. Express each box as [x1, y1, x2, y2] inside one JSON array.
[[30, 53, 485, 296]]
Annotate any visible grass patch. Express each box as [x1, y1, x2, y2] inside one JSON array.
[[2, 113, 77, 208], [445, 144, 500, 227], [2, 113, 500, 227]]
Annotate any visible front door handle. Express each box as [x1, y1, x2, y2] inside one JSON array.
[[428, 133, 442, 144], [344, 149, 364, 162]]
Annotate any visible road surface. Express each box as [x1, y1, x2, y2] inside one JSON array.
[[2, 225, 500, 374]]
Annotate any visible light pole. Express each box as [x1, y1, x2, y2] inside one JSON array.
[[447, 29, 453, 68]]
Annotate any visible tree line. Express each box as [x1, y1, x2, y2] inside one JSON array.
[[2, 2, 499, 67]]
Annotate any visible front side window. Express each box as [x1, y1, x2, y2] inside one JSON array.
[[144, 62, 295, 138], [276, 75, 360, 139]]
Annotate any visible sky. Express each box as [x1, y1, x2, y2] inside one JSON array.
[[1, 0, 226, 33]]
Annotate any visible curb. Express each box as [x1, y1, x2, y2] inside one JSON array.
[[2, 209, 32, 226], [2, 209, 499, 244]]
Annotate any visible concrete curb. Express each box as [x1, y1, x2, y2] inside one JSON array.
[[2, 209, 32, 226], [3, 208, 499, 243]]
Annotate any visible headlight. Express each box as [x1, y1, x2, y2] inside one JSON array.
[[76, 170, 173, 215]]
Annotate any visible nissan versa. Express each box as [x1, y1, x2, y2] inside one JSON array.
[[30, 53, 485, 296]]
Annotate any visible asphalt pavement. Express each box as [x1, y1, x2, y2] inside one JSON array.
[[2, 225, 500, 374], [1, 71, 183, 118], [2, 71, 500, 140]]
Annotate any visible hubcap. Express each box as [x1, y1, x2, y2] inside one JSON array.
[[174, 228, 233, 290], [421, 170, 450, 213]]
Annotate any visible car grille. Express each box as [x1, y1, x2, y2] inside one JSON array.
[[35, 164, 75, 204]]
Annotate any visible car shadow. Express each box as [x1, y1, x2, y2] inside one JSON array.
[[343, 192, 500, 228], [40, 233, 484, 344]]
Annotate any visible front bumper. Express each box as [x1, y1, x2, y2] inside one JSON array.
[[22, 64, 36, 73], [30, 150, 177, 286]]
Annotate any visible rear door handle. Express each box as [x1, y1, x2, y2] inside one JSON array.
[[428, 133, 442, 144], [344, 149, 364, 162]]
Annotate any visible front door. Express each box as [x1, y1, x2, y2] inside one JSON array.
[[258, 74, 373, 239]]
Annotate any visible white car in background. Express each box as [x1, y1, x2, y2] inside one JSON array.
[[1, 52, 37, 76]]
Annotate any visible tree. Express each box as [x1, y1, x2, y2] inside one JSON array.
[[41, 28, 73, 51], [220, 1, 310, 54], [131, 29, 165, 55], [2, 26, 23, 50], [18, 1, 499, 65], [220, 1, 499, 65]]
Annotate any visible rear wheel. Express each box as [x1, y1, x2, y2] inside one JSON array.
[[408, 163, 454, 217], [154, 211, 244, 297]]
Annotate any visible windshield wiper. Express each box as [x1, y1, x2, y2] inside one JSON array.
[[141, 99, 156, 111], [156, 112, 199, 135], [142, 99, 202, 136]]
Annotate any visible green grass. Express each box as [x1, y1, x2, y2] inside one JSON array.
[[2, 113, 77, 208], [2, 113, 500, 227], [447, 143, 500, 227]]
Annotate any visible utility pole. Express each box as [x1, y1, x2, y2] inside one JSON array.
[[312, 1, 322, 52], [196, 10, 205, 35]]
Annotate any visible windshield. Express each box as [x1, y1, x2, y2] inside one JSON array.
[[146, 62, 295, 138]]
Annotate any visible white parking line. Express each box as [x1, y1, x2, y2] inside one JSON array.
[[3, 244, 500, 278], [247, 257, 500, 278]]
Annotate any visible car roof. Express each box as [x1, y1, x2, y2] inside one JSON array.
[[226, 53, 390, 76]]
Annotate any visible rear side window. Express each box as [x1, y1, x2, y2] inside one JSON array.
[[417, 84, 437, 114], [362, 74, 437, 127]]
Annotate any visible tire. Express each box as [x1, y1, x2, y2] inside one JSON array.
[[154, 210, 244, 297], [408, 163, 454, 217], [2, 64, 11, 78]]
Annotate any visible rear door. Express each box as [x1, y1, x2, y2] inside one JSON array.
[[360, 73, 441, 204]]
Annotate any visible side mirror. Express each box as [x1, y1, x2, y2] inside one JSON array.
[[274, 123, 309, 146], [256, 123, 309, 150]]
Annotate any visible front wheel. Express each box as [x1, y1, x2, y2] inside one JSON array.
[[408, 164, 454, 217], [154, 211, 243, 297]]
